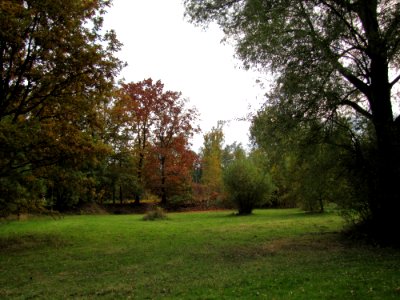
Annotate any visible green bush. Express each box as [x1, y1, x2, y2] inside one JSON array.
[[223, 157, 273, 215]]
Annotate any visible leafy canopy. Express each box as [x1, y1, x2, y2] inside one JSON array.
[[185, 0, 400, 123], [0, 0, 123, 213]]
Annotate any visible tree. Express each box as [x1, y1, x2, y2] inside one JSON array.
[[0, 0, 123, 214], [223, 153, 273, 215], [146, 135, 197, 207], [200, 123, 225, 202], [107, 79, 199, 207], [222, 141, 246, 168], [0, 0, 122, 122], [112, 79, 166, 204], [250, 105, 361, 211], [149, 88, 199, 205], [185, 0, 400, 239]]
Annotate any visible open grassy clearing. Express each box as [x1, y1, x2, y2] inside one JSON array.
[[1, 209, 399, 299]]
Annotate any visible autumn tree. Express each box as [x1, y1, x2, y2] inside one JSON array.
[[185, 0, 400, 241], [149, 88, 199, 205], [111, 79, 199, 206], [113, 79, 172, 204], [0, 0, 123, 214]]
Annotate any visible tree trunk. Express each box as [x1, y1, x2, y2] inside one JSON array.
[[134, 132, 146, 205], [119, 185, 123, 204], [368, 55, 400, 241], [160, 155, 167, 205], [357, 2, 400, 242], [112, 184, 115, 205], [370, 119, 400, 235], [134, 152, 144, 205], [319, 197, 324, 213]]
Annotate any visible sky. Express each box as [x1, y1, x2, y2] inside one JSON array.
[[102, 0, 267, 151]]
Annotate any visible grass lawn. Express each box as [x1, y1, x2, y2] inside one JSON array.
[[1, 209, 399, 299]]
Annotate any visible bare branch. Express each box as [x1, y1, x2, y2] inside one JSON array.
[[390, 73, 400, 88]]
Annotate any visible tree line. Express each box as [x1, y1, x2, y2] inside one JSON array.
[[1, 0, 400, 244], [0, 0, 200, 214]]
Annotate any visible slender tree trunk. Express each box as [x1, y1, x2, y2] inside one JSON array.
[[318, 197, 324, 213], [119, 159, 123, 205], [134, 151, 144, 205], [134, 131, 146, 205], [160, 155, 167, 205], [112, 184, 115, 205]]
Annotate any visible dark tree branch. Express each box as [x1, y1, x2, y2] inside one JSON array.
[[336, 64, 370, 97], [340, 99, 373, 120], [389, 73, 400, 88]]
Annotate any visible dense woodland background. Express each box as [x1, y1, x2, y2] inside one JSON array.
[[1, 0, 400, 245]]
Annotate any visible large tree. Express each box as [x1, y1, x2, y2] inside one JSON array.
[[0, 0, 123, 213], [0, 0, 122, 122], [185, 0, 400, 238], [150, 87, 199, 205], [113, 79, 171, 204], [112, 79, 199, 206]]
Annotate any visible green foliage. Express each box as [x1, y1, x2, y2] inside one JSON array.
[[223, 155, 273, 215], [222, 141, 246, 168], [199, 123, 225, 201], [143, 206, 167, 221], [185, 0, 400, 242], [0, 174, 46, 218], [251, 105, 365, 213]]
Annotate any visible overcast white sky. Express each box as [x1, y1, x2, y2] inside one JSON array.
[[103, 0, 266, 151]]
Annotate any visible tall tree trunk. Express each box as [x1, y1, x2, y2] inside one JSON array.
[[368, 55, 400, 240], [357, 2, 400, 242]]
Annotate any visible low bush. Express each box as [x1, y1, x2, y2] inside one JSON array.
[[143, 206, 167, 221]]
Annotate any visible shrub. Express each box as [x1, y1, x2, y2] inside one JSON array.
[[223, 157, 273, 215], [143, 206, 167, 221]]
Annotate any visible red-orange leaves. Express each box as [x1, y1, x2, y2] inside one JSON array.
[[113, 79, 199, 205]]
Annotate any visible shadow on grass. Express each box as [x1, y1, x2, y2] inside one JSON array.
[[221, 209, 331, 220], [219, 232, 345, 264], [0, 233, 70, 253]]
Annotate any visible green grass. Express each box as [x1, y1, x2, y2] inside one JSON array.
[[1, 209, 399, 299]]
